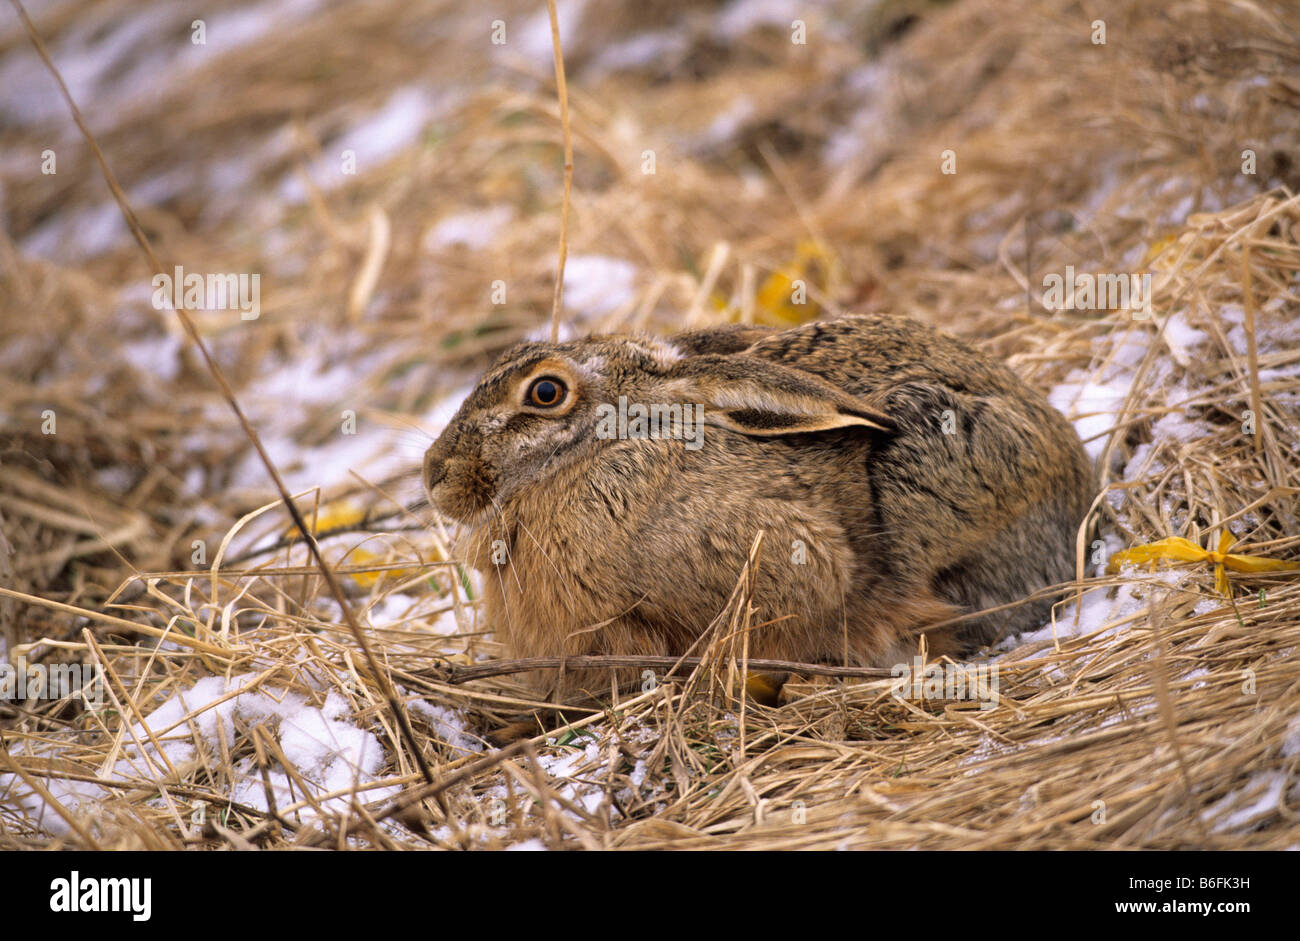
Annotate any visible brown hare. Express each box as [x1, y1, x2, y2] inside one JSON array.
[[423, 314, 1095, 698]]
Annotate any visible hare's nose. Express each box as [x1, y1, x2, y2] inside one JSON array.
[[423, 449, 448, 491]]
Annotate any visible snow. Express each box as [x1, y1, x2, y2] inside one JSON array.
[[1012, 575, 1170, 648], [539, 741, 607, 817], [1120, 440, 1157, 482], [184, 2, 324, 66], [1049, 377, 1135, 463], [94, 466, 136, 494], [423, 384, 475, 434], [1, 673, 398, 834], [1047, 328, 1152, 462], [592, 30, 688, 74], [822, 65, 890, 169], [694, 96, 757, 151], [365, 593, 418, 628], [227, 338, 427, 497], [717, 0, 803, 39], [1160, 194, 1197, 227], [426, 608, 465, 636], [559, 255, 640, 319], [230, 425, 413, 497], [424, 206, 514, 251], [242, 344, 367, 409], [119, 331, 185, 383], [280, 86, 454, 203], [0, 0, 325, 130], [1060, 300, 1300, 499], [1162, 311, 1209, 367], [514, 0, 590, 70], [405, 697, 481, 755], [1283, 715, 1300, 758], [0, 7, 158, 127], [525, 321, 577, 343], [505, 838, 549, 851], [1146, 406, 1208, 450], [1047, 324, 1215, 469], [1200, 772, 1286, 833], [1192, 596, 1223, 615], [205, 127, 297, 198], [21, 203, 127, 262], [326, 86, 439, 167]]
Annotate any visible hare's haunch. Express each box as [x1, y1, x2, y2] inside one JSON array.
[[424, 315, 1095, 697]]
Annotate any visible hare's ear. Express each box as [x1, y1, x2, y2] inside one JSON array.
[[665, 355, 895, 437]]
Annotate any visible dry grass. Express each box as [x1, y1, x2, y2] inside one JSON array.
[[1, 0, 1298, 849]]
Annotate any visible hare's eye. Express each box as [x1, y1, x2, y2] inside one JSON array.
[[527, 376, 566, 408]]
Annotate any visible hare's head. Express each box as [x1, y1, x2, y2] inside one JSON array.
[[423, 333, 894, 525]]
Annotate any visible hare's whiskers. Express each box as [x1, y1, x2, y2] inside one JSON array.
[[486, 499, 526, 609], [474, 503, 523, 660], [509, 506, 583, 619]]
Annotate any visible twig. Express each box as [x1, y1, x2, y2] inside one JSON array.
[[426, 654, 895, 684], [1241, 244, 1263, 456], [545, 0, 573, 342]]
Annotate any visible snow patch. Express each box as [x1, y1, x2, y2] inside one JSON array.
[[424, 206, 514, 251], [2, 674, 396, 834], [560, 255, 640, 319]]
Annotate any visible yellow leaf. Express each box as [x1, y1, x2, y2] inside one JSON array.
[[285, 500, 367, 537], [712, 240, 842, 325], [283, 501, 416, 588], [1107, 532, 1295, 597]]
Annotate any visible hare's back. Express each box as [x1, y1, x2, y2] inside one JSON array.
[[739, 314, 1025, 401]]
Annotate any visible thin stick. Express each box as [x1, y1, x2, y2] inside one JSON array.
[[546, 0, 573, 343], [429, 654, 895, 684], [8, 0, 435, 787], [1241, 244, 1263, 455]]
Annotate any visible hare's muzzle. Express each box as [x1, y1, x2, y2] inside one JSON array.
[[423, 447, 448, 492], [421, 433, 492, 523]]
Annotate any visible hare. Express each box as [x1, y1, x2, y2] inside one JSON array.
[[423, 314, 1095, 699]]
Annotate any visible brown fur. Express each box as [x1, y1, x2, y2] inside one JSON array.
[[423, 314, 1096, 699]]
